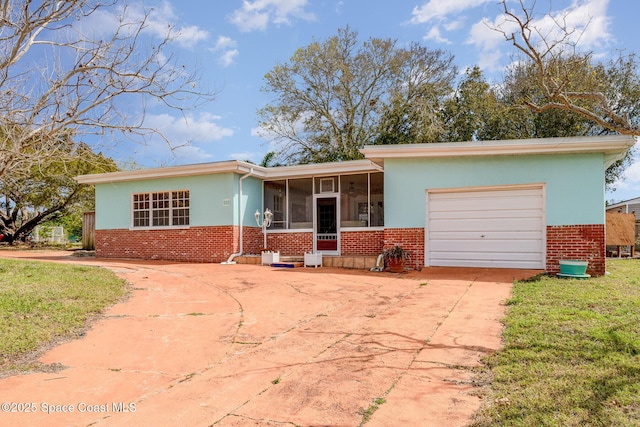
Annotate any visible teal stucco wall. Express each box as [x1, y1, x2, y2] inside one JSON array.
[[94, 173, 263, 230], [383, 153, 606, 228]]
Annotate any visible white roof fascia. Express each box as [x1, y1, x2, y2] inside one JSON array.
[[75, 158, 383, 185], [262, 159, 382, 179], [360, 135, 637, 165], [75, 160, 267, 185]]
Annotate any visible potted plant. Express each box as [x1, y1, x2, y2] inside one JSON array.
[[383, 244, 410, 273]]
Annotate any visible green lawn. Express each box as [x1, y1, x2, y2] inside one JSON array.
[[0, 257, 127, 372], [473, 259, 640, 427]]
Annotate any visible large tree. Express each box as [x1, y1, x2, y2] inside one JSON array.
[[440, 67, 503, 142], [0, 0, 213, 183], [258, 27, 456, 164], [0, 142, 118, 244]]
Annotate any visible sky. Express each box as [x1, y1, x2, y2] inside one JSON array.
[[90, 0, 640, 203]]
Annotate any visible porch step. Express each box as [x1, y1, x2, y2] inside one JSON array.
[[235, 254, 380, 270]]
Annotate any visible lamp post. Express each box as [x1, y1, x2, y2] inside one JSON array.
[[254, 208, 273, 249]]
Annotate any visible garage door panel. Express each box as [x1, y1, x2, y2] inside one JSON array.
[[429, 258, 544, 269], [432, 188, 541, 199], [430, 218, 544, 232], [429, 208, 543, 220], [431, 251, 543, 262], [429, 231, 543, 240], [427, 187, 545, 269], [429, 197, 542, 213], [430, 239, 543, 253]]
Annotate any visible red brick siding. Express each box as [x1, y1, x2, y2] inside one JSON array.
[[265, 232, 314, 256], [243, 227, 264, 255], [383, 228, 425, 270], [547, 224, 605, 277], [96, 226, 240, 262], [340, 230, 384, 255]]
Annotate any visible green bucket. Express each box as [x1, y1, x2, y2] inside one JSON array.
[[559, 260, 588, 275]]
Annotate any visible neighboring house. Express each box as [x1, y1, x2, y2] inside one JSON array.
[[606, 197, 640, 238], [76, 135, 636, 277]]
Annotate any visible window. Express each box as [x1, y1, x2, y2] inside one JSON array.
[[264, 180, 286, 229], [370, 173, 384, 227], [172, 191, 190, 226], [315, 176, 337, 194], [132, 194, 150, 227], [288, 178, 312, 229], [340, 174, 368, 227], [152, 192, 170, 226], [132, 191, 189, 228]]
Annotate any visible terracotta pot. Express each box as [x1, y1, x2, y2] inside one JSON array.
[[387, 258, 405, 273]]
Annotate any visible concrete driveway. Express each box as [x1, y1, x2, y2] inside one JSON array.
[[0, 251, 540, 426]]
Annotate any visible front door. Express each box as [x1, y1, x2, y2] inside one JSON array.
[[315, 196, 338, 254]]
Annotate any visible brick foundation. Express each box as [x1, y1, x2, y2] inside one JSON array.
[[383, 228, 425, 270], [96, 228, 385, 261], [265, 232, 314, 256], [96, 226, 264, 263], [243, 227, 264, 255], [96, 224, 605, 276], [546, 224, 605, 277], [340, 230, 384, 256], [262, 229, 384, 256]]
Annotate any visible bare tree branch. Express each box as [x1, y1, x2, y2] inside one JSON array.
[[0, 0, 215, 182], [494, 0, 639, 135]]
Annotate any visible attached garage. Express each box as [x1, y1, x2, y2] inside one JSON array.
[[426, 185, 545, 269]]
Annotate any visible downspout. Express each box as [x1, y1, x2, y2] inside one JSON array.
[[370, 253, 384, 272], [222, 168, 254, 264]]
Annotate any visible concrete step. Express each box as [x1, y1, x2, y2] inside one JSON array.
[[235, 254, 380, 270]]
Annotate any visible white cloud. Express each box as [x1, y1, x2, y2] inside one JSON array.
[[144, 112, 234, 145], [215, 36, 237, 51], [110, 112, 235, 166], [424, 26, 451, 44], [140, 1, 209, 48], [211, 36, 239, 67], [228, 0, 316, 32], [615, 143, 640, 188], [229, 150, 265, 163], [173, 25, 209, 48], [620, 162, 640, 188], [77, 1, 208, 49], [444, 20, 463, 32], [456, 0, 614, 76], [161, 144, 217, 165], [467, 16, 516, 53], [410, 0, 615, 76], [219, 49, 240, 67], [410, 0, 495, 25]]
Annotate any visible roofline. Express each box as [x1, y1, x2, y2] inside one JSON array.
[[606, 197, 640, 209], [360, 135, 637, 166], [77, 135, 636, 184], [264, 159, 382, 179], [75, 159, 382, 185], [75, 160, 266, 184]]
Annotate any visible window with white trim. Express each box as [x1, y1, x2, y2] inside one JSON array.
[[132, 191, 190, 228]]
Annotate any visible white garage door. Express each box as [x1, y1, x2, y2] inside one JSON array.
[[427, 186, 545, 269]]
